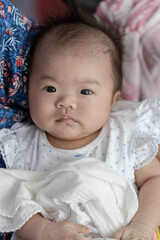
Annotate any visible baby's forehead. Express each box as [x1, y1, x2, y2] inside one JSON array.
[[36, 23, 112, 58]]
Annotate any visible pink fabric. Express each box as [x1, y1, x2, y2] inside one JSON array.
[[152, 232, 157, 240], [95, 0, 160, 101]]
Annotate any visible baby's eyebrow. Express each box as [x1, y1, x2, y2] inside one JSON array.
[[78, 79, 100, 85], [39, 75, 56, 82], [39, 75, 101, 85]]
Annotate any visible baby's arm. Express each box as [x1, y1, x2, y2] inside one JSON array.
[[112, 156, 160, 240], [17, 213, 92, 240]]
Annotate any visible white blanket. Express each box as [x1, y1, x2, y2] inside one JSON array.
[[0, 158, 138, 237]]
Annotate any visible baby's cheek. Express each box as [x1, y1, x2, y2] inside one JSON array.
[[156, 146, 160, 161]]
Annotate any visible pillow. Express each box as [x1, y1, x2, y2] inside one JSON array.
[[0, 0, 35, 130]]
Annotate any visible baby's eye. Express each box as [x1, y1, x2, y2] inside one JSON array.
[[44, 86, 56, 93], [80, 89, 93, 95]]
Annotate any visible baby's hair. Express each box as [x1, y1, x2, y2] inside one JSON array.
[[29, 4, 123, 93]]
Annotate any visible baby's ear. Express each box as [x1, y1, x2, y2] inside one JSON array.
[[111, 91, 121, 107]]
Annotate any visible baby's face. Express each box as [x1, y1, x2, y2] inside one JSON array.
[[28, 47, 117, 149]]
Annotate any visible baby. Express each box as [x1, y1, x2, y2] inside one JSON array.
[[0, 7, 160, 240]]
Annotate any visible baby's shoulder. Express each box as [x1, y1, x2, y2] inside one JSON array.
[[110, 98, 160, 171], [111, 98, 160, 123], [0, 120, 42, 169], [0, 119, 39, 145]]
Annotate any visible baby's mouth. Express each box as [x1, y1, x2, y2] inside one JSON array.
[[56, 114, 76, 122]]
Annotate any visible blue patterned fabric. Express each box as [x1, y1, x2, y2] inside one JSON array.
[[0, 0, 35, 129], [0, 0, 35, 238]]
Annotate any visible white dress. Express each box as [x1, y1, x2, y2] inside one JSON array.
[[0, 98, 160, 239], [1, 98, 160, 182]]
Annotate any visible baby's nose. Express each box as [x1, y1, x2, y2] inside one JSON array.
[[56, 95, 77, 109]]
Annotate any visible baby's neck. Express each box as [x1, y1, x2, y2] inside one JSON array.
[[46, 130, 101, 150]]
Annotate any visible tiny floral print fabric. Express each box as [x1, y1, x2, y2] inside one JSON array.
[[0, 0, 35, 130], [0, 0, 35, 238]]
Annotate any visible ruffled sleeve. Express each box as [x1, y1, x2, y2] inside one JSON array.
[[0, 122, 31, 169], [133, 98, 160, 169]]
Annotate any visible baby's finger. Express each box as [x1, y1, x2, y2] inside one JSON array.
[[111, 227, 123, 239]]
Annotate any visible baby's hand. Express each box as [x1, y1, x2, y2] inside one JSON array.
[[42, 221, 92, 240], [111, 222, 154, 240]]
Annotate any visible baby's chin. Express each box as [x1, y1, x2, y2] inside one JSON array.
[[45, 131, 98, 150]]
